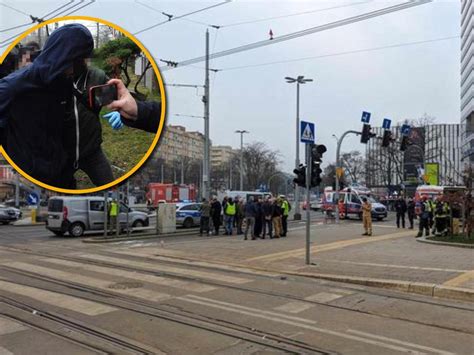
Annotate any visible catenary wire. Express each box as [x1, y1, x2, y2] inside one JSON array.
[[0, 2, 30, 16], [133, 0, 232, 35], [157, 0, 432, 70]]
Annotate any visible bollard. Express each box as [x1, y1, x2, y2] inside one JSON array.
[[31, 208, 37, 224]]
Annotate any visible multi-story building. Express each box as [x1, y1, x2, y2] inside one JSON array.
[[155, 125, 205, 163], [366, 124, 464, 192], [461, 0, 474, 166], [210, 146, 238, 169]]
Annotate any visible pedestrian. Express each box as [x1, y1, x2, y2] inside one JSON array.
[[199, 198, 211, 236], [394, 196, 407, 228], [262, 197, 273, 239], [244, 197, 257, 240], [223, 197, 236, 235], [407, 198, 415, 229], [235, 197, 244, 235], [210, 197, 222, 235], [271, 199, 283, 238], [254, 198, 263, 238], [108, 198, 118, 235], [280, 195, 291, 237], [433, 199, 449, 236], [417, 197, 431, 237], [361, 197, 372, 236]]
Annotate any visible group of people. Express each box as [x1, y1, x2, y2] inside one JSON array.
[[199, 195, 291, 240], [393, 195, 452, 237]]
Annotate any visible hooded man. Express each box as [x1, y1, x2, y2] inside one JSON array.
[[0, 24, 94, 188]]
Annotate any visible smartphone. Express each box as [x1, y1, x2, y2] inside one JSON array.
[[88, 83, 118, 111]]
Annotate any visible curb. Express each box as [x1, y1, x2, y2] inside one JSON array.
[[148, 253, 474, 303], [82, 231, 200, 243], [12, 222, 46, 227], [416, 237, 474, 249]]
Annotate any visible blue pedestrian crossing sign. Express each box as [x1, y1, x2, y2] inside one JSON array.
[[27, 192, 39, 205], [382, 118, 392, 129], [361, 111, 371, 123], [401, 124, 411, 136], [300, 121, 315, 143]]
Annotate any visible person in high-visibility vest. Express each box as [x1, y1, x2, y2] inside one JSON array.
[[223, 197, 236, 235], [109, 199, 118, 234], [280, 195, 291, 237]]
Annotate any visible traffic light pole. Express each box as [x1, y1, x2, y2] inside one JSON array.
[[335, 130, 361, 224], [305, 143, 311, 265]]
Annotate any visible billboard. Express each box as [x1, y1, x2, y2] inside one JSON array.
[[424, 163, 439, 186], [403, 127, 425, 185]]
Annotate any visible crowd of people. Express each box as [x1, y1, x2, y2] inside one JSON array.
[[198, 195, 291, 239]]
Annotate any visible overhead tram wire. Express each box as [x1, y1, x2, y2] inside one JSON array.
[[0, 3, 30, 16], [39, 0, 76, 19], [133, 0, 232, 36], [0, 0, 95, 47], [157, 0, 432, 71], [215, 35, 460, 72]]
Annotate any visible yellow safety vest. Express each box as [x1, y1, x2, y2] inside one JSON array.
[[225, 203, 236, 216], [282, 201, 289, 216], [110, 202, 118, 217]]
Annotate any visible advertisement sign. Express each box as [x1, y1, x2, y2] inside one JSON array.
[[403, 127, 425, 185], [424, 163, 439, 186]]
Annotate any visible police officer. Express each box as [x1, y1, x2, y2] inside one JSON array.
[[223, 197, 236, 235], [108, 199, 118, 235], [417, 197, 431, 237], [394, 196, 407, 228], [280, 195, 291, 237]]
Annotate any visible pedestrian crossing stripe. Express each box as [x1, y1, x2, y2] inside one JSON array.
[[302, 123, 314, 141]]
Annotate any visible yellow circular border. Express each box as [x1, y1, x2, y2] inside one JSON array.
[[0, 16, 166, 194]]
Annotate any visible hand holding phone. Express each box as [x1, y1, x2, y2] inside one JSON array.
[[89, 83, 118, 111]]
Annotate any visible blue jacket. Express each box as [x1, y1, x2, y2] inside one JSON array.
[[244, 201, 257, 218], [0, 24, 93, 187]]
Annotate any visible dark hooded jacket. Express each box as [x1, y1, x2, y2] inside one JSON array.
[[0, 24, 93, 188]]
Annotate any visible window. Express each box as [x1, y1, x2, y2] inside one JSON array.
[[351, 194, 361, 204], [90, 201, 105, 212]]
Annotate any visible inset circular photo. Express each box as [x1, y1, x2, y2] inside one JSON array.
[[0, 16, 166, 193]]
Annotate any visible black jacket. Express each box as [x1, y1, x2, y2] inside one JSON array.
[[123, 100, 162, 133], [395, 199, 407, 213], [0, 24, 94, 188]]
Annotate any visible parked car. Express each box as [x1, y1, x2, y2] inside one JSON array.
[[176, 202, 202, 228], [310, 199, 323, 211], [4, 199, 28, 208], [46, 196, 149, 237], [0, 204, 22, 224]]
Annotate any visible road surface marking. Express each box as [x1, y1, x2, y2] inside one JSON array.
[[184, 295, 317, 324], [0, 347, 13, 355], [347, 329, 455, 355], [44, 258, 216, 293], [78, 254, 252, 284], [4, 262, 171, 303], [247, 231, 414, 262], [442, 270, 474, 287], [274, 302, 313, 314], [305, 292, 345, 303], [319, 260, 471, 273], [0, 317, 27, 335], [0, 280, 116, 316], [178, 295, 425, 354]]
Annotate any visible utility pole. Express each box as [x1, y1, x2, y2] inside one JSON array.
[[235, 130, 249, 191], [305, 144, 311, 265], [202, 29, 210, 199]]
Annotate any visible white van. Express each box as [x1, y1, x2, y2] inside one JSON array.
[[46, 196, 149, 237], [217, 190, 272, 202]]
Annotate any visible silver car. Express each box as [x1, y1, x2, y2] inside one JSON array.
[[0, 204, 22, 225], [46, 196, 149, 237]]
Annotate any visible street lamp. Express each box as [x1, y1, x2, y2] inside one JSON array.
[[235, 130, 249, 191], [285, 75, 313, 220]]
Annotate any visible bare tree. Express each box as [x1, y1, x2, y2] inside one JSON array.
[[242, 142, 281, 191]]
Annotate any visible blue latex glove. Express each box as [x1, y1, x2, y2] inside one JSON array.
[[103, 111, 123, 130]]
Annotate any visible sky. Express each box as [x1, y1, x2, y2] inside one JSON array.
[[0, 0, 461, 172]]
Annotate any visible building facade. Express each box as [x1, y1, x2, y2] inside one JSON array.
[[155, 125, 205, 164], [210, 146, 238, 169], [461, 0, 474, 166], [366, 124, 464, 190]]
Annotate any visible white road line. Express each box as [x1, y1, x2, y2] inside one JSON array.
[[186, 295, 317, 324], [274, 301, 313, 314], [45, 258, 216, 293], [347, 329, 455, 355], [320, 260, 470, 273], [4, 262, 171, 303], [305, 292, 345, 303], [0, 280, 116, 316], [0, 317, 27, 335], [178, 296, 424, 354], [78, 254, 252, 284]]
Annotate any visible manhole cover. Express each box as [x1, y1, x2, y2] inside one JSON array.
[[108, 281, 143, 290]]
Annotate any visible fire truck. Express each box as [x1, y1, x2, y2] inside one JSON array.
[[146, 183, 197, 205]]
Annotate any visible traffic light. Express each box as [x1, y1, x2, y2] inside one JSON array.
[[310, 144, 327, 187], [360, 124, 374, 144], [293, 164, 306, 187], [381, 130, 392, 147], [400, 135, 409, 151]]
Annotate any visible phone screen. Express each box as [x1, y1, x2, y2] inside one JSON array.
[[89, 84, 118, 110]]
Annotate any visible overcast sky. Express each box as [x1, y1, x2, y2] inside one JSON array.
[[1, 0, 461, 172]]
